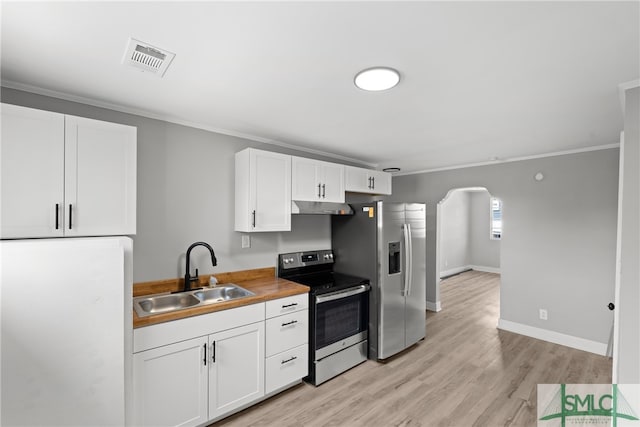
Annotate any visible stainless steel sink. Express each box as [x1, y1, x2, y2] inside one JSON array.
[[133, 283, 255, 318], [135, 293, 200, 316], [194, 285, 254, 304]]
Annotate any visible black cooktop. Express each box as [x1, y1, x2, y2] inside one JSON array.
[[284, 271, 369, 294], [277, 250, 369, 295]]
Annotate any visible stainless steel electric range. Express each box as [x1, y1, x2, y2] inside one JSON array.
[[278, 249, 370, 385]]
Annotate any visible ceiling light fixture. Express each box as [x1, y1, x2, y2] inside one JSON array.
[[383, 167, 401, 173], [354, 67, 400, 91]]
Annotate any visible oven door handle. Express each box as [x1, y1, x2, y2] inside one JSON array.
[[315, 284, 370, 304]]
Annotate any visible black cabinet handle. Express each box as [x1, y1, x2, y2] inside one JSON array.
[[203, 343, 207, 366], [252, 210, 256, 228], [317, 183, 321, 198], [371, 176, 375, 189], [55, 204, 59, 230], [281, 320, 298, 327], [368, 177, 372, 189], [322, 184, 326, 198], [68, 204, 73, 230], [281, 356, 297, 365], [282, 303, 298, 308], [608, 302, 615, 311], [211, 341, 216, 363]]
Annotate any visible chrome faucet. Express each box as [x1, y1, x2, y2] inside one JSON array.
[[184, 241, 217, 292]]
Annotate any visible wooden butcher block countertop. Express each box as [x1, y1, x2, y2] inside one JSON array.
[[133, 267, 309, 328]]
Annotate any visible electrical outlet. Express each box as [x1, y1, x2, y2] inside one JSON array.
[[241, 234, 251, 249], [539, 309, 548, 320]]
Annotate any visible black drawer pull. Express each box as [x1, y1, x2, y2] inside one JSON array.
[[281, 320, 298, 327], [282, 303, 298, 309], [281, 356, 297, 365]]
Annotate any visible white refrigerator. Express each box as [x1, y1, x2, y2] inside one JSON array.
[[1, 236, 133, 426]]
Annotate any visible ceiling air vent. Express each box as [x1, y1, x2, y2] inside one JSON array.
[[122, 38, 175, 77]]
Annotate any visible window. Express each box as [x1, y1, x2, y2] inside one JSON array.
[[490, 197, 502, 240]]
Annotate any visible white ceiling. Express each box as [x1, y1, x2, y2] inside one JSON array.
[[2, 1, 638, 173]]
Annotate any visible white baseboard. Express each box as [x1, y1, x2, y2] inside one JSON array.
[[440, 265, 501, 278], [426, 301, 441, 312], [439, 265, 471, 278], [469, 265, 501, 274], [497, 318, 608, 356]]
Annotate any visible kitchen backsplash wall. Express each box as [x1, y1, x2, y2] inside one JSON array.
[[1, 87, 350, 282]]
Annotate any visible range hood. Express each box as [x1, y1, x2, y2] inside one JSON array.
[[291, 201, 354, 215]]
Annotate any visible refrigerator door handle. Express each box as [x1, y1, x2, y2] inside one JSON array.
[[402, 224, 410, 296], [406, 223, 413, 296]]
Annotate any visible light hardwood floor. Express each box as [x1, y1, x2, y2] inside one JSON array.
[[214, 271, 612, 426]]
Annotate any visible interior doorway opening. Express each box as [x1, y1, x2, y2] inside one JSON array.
[[433, 187, 501, 312]]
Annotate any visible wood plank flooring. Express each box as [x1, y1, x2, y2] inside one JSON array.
[[214, 270, 612, 426]]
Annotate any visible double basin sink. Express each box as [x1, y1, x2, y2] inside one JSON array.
[[133, 284, 255, 318]]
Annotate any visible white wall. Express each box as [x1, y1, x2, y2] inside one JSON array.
[[439, 190, 471, 275], [390, 148, 619, 347], [469, 191, 500, 270], [617, 86, 639, 382], [1, 87, 340, 283]]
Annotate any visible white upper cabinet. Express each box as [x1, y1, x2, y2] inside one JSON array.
[[235, 148, 291, 232], [1, 104, 65, 238], [64, 115, 137, 236], [0, 103, 137, 238], [345, 166, 392, 195], [291, 156, 345, 203]]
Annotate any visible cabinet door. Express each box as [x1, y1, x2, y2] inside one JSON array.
[[133, 337, 208, 427], [345, 166, 371, 193], [291, 156, 321, 201], [0, 103, 65, 238], [345, 166, 392, 195], [252, 149, 291, 231], [64, 116, 136, 236], [369, 170, 392, 195], [209, 322, 265, 420], [320, 162, 345, 203]]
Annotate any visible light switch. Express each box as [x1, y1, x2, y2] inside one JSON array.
[[241, 234, 251, 249]]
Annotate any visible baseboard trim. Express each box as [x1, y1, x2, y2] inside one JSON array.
[[439, 266, 472, 279], [440, 265, 501, 278], [426, 301, 441, 312], [497, 319, 607, 356], [469, 265, 501, 274]]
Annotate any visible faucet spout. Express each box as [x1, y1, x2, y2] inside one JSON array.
[[184, 241, 218, 292]]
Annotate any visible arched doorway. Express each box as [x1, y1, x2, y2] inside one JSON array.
[[434, 187, 501, 311]]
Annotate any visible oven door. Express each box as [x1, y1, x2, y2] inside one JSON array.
[[313, 284, 370, 360]]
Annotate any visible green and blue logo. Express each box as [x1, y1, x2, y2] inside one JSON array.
[[538, 384, 639, 426]]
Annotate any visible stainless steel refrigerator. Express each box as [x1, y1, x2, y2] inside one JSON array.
[[332, 201, 426, 360]]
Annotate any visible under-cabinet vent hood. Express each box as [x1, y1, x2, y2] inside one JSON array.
[[291, 201, 354, 215], [122, 38, 175, 77]]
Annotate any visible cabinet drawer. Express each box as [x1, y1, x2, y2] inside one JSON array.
[[265, 309, 308, 357], [265, 293, 308, 319], [265, 344, 308, 395]]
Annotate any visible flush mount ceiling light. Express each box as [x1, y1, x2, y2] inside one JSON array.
[[354, 67, 400, 91], [383, 167, 401, 173]]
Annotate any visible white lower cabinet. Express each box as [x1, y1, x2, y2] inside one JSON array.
[[265, 295, 309, 395], [208, 322, 265, 420], [133, 337, 208, 427], [133, 296, 309, 425]]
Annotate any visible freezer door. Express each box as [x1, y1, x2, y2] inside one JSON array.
[[404, 203, 427, 347], [378, 202, 408, 359]]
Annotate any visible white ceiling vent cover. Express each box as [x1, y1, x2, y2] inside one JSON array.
[[122, 38, 175, 77]]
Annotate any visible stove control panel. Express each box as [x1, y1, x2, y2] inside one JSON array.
[[278, 249, 334, 270]]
